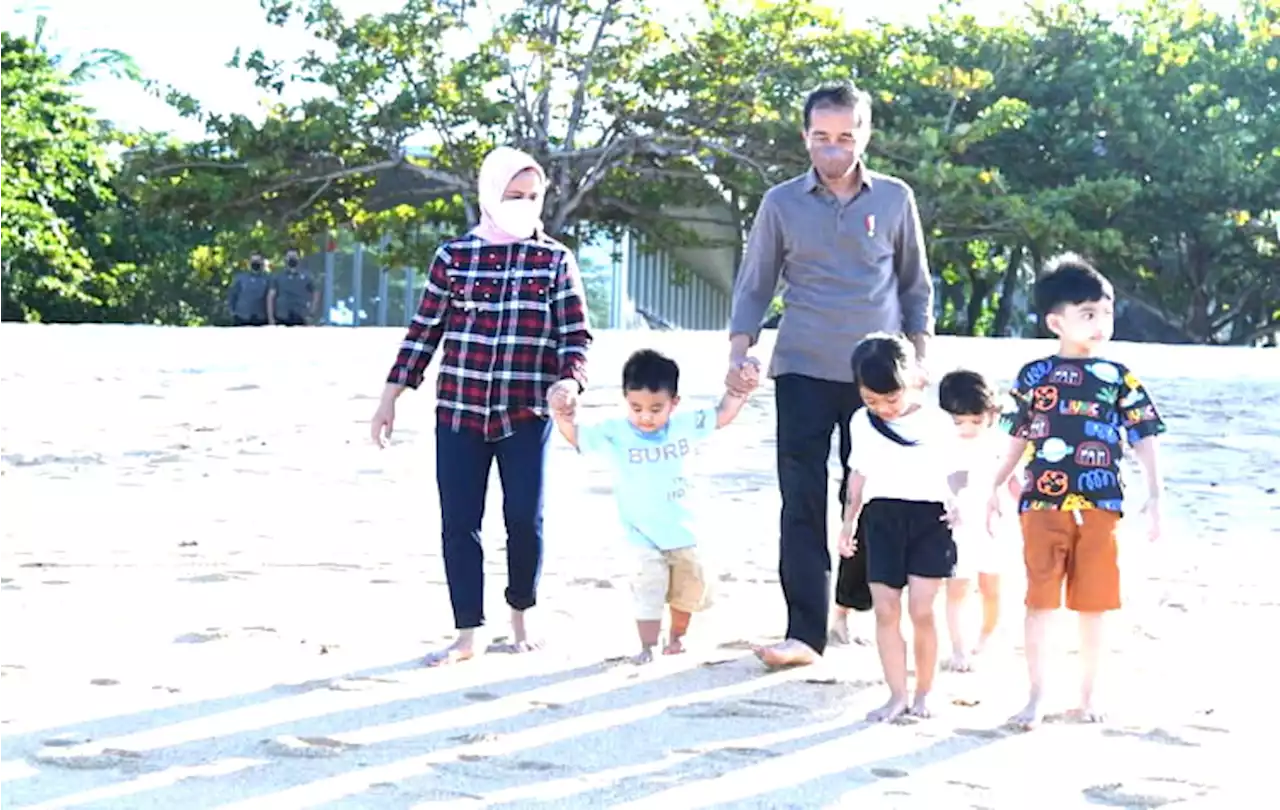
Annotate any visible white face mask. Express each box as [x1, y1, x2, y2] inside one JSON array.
[[489, 198, 542, 238]]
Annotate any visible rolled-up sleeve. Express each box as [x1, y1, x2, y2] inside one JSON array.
[[894, 188, 934, 336], [387, 247, 452, 390], [729, 191, 785, 344], [552, 250, 592, 391]]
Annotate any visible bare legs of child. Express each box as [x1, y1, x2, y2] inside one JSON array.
[[828, 606, 872, 646], [944, 573, 1001, 671], [1010, 609, 1107, 729], [633, 608, 693, 664], [867, 578, 943, 722]]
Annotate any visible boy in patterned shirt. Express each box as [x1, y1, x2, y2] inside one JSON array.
[[986, 253, 1166, 729]]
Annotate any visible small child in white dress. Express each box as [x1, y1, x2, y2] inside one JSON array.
[[938, 370, 1020, 672]]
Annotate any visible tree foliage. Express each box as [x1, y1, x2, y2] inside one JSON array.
[[4, 0, 1277, 342]]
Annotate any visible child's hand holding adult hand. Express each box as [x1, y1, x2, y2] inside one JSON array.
[[837, 523, 857, 558]]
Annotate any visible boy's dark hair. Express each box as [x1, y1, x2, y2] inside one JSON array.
[[1035, 252, 1114, 320], [938, 370, 997, 416], [622, 349, 679, 395], [851, 333, 913, 394], [803, 80, 873, 130]]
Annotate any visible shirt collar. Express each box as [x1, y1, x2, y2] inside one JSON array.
[[805, 163, 873, 194]]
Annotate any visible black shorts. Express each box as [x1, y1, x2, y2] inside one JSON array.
[[863, 498, 956, 589], [277, 314, 307, 326]]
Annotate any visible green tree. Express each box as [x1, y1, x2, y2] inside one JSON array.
[[1, 31, 118, 321]]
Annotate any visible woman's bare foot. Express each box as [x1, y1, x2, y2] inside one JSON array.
[[663, 636, 686, 655], [630, 647, 655, 665], [1008, 695, 1045, 730], [867, 694, 910, 722], [943, 651, 972, 673], [908, 692, 933, 718], [491, 608, 543, 654], [754, 639, 820, 669], [424, 632, 476, 668]]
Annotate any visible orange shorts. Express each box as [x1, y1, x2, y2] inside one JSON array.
[[1020, 509, 1121, 612]]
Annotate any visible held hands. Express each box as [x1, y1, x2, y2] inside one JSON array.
[[984, 489, 1002, 536], [547, 379, 578, 418], [837, 522, 857, 558], [726, 356, 762, 396]]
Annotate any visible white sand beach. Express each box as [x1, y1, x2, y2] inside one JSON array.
[[2, 325, 1277, 809]]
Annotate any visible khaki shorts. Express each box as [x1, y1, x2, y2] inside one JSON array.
[[1021, 509, 1121, 612], [632, 546, 712, 621]]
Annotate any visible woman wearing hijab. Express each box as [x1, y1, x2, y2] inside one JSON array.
[[370, 146, 593, 667]]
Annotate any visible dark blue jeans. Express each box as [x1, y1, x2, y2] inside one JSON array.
[[775, 374, 871, 655], [436, 417, 551, 630]]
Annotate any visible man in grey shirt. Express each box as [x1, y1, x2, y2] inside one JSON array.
[[227, 251, 272, 326], [726, 81, 934, 668]]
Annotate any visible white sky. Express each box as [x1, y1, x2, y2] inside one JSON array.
[[2, 0, 1245, 142]]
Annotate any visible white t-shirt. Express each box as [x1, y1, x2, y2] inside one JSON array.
[[848, 405, 957, 504], [950, 434, 1006, 544]]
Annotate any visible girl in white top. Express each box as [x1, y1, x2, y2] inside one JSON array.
[[837, 334, 963, 723], [937, 370, 1023, 673]]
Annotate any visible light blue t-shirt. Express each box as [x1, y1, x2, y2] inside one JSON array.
[[577, 407, 718, 551]]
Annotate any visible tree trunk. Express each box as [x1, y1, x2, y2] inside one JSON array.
[[992, 244, 1024, 337]]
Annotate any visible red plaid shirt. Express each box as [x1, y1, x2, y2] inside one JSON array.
[[387, 233, 593, 441]]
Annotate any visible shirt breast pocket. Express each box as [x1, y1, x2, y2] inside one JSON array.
[[448, 273, 554, 331]]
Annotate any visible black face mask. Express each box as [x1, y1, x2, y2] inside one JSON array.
[[286, 258, 299, 269], [250, 260, 263, 271]]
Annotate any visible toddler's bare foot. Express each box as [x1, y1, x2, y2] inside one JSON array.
[[663, 637, 686, 655], [866, 694, 910, 723], [630, 647, 655, 665], [974, 633, 994, 656], [1008, 695, 1045, 730], [1069, 702, 1107, 724], [908, 693, 933, 718], [424, 635, 475, 668], [828, 611, 851, 646], [754, 639, 820, 669], [943, 651, 972, 673]]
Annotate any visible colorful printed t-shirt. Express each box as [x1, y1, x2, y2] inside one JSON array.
[[1001, 355, 1166, 514], [577, 407, 718, 551]]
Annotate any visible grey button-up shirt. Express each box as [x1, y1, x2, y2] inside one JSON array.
[[730, 167, 934, 384]]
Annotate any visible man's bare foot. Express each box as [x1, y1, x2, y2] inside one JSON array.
[[1008, 695, 1045, 730], [867, 694, 910, 722], [754, 639, 820, 669], [424, 634, 476, 668], [943, 651, 972, 673], [908, 693, 933, 718], [630, 647, 655, 665], [663, 637, 686, 655]]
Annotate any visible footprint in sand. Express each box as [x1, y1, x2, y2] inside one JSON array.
[[568, 577, 614, 589], [35, 745, 144, 770], [265, 735, 359, 758], [42, 733, 92, 748], [464, 691, 500, 702], [1082, 779, 1212, 807], [667, 699, 803, 720], [41, 580, 71, 586], [226, 384, 261, 392], [870, 767, 910, 778], [89, 678, 120, 687], [449, 732, 500, 745], [178, 572, 243, 584], [174, 630, 228, 644], [1101, 727, 1199, 747]]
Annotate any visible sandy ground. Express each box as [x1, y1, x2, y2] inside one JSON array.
[[1, 325, 1277, 809]]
